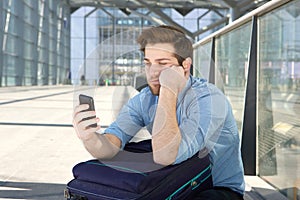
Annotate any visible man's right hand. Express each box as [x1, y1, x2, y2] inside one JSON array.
[[159, 66, 187, 96], [73, 104, 101, 141]]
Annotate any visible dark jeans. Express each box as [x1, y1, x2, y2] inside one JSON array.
[[190, 187, 244, 200]]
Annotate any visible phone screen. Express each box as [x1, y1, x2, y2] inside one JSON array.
[[79, 94, 97, 128]]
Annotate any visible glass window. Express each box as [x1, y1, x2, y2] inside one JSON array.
[[6, 76, 15, 86], [215, 22, 252, 133], [24, 24, 34, 41], [49, 38, 56, 52], [4, 34, 17, 54], [193, 41, 212, 79], [24, 42, 34, 59], [37, 62, 48, 85], [24, 59, 33, 81], [3, 0, 17, 15], [3, 55, 17, 84], [38, 48, 48, 62], [24, 4, 32, 22], [258, 0, 300, 199], [49, 51, 56, 65], [71, 38, 84, 58], [0, 0, 69, 86], [6, 13, 16, 34]]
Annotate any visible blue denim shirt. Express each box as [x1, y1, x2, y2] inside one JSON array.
[[105, 76, 245, 195]]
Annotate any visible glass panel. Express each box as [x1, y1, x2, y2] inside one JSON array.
[[71, 38, 84, 58], [38, 48, 48, 62], [24, 77, 32, 86], [86, 17, 98, 38], [24, 42, 33, 59], [6, 76, 15, 86], [49, 38, 56, 52], [3, 54, 17, 86], [24, 59, 33, 85], [215, 22, 252, 134], [49, 51, 56, 65], [37, 62, 48, 85], [48, 63, 55, 85], [0, 0, 69, 86], [258, 0, 300, 199], [7, 13, 17, 34], [24, 4, 32, 22], [24, 24, 34, 41], [4, 34, 17, 53], [193, 41, 212, 79]]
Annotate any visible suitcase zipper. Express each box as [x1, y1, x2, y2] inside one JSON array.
[[165, 164, 212, 200], [66, 185, 137, 200]]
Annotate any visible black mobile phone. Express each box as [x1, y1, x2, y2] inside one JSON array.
[[79, 94, 97, 128]]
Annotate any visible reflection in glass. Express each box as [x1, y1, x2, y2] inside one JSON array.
[[215, 23, 251, 134], [258, 0, 300, 198]]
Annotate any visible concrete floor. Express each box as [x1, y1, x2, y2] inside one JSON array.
[[0, 85, 91, 199], [0, 85, 149, 200]]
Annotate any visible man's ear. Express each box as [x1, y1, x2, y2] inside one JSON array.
[[182, 57, 192, 72]]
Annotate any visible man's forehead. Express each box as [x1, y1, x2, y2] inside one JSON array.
[[145, 43, 175, 54]]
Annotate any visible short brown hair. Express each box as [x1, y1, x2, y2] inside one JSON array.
[[136, 25, 193, 65]]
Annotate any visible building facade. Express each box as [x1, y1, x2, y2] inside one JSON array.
[[0, 0, 70, 87]]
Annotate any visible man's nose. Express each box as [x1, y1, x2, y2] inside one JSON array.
[[149, 64, 162, 77]]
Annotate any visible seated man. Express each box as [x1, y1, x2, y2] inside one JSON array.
[[73, 25, 245, 200]]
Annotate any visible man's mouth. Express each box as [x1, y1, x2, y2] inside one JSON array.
[[149, 80, 160, 85]]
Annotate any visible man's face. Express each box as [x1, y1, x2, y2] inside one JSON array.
[[144, 43, 179, 95]]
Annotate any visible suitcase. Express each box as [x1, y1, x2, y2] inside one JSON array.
[[64, 140, 212, 200]]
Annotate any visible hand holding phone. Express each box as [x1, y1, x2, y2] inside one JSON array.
[[79, 94, 97, 128]]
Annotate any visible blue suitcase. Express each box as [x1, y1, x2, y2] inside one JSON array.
[[64, 140, 212, 200]]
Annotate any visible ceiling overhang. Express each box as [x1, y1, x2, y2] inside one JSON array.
[[67, 0, 271, 39]]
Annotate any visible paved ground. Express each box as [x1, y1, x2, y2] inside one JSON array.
[[0, 85, 140, 200], [0, 85, 288, 200]]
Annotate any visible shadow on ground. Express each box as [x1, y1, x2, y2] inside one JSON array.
[[244, 187, 290, 200], [0, 181, 66, 200]]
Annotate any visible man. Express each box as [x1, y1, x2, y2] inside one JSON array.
[[73, 25, 245, 199]]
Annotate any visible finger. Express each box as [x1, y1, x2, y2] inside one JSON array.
[[73, 104, 89, 116], [78, 110, 96, 122], [74, 110, 96, 124], [174, 66, 187, 79], [77, 116, 98, 130], [82, 117, 98, 128], [161, 66, 184, 78], [73, 114, 100, 140]]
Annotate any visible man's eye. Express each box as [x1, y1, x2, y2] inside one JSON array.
[[159, 63, 169, 66], [144, 62, 151, 67]]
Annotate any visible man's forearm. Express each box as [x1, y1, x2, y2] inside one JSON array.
[[152, 87, 181, 165], [82, 133, 120, 159]]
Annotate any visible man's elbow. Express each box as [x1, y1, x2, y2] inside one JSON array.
[[153, 153, 176, 166]]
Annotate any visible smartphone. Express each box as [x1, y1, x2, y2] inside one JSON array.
[[79, 94, 97, 128]]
